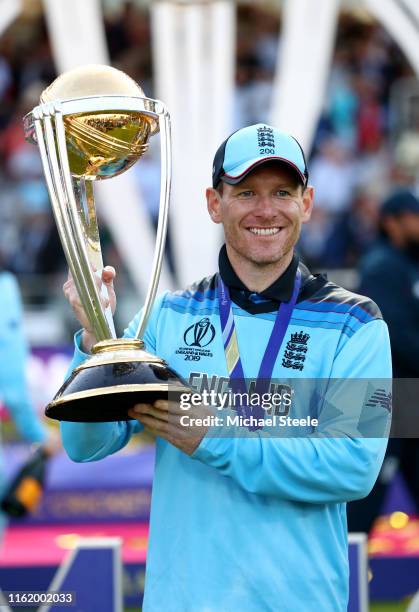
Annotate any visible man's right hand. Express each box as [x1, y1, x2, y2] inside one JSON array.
[[63, 266, 117, 353]]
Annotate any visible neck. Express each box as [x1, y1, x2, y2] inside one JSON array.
[[226, 246, 294, 292]]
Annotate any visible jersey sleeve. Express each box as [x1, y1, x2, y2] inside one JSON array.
[[61, 292, 168, 462], [192, 318, 392, 504], [0, 273, 47, 444]]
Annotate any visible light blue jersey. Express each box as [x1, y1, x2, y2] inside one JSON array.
[[0, 272, 47, 536], [0, 273, 47, 443], [62, 262, 391, 611]]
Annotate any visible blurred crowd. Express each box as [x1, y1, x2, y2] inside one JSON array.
[[0, 1, 418, 292]]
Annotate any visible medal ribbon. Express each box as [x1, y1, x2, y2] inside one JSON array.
[[217, 268, 301, 428]]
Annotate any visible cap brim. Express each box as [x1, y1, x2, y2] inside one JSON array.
[[222, 156, 306, 186]]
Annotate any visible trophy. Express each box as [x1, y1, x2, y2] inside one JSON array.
[[24, 64, 188, 422]]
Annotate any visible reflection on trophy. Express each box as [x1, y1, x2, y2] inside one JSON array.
[[23, 64, 188, 422]]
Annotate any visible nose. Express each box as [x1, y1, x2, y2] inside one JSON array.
[[254, 194, 277, 218]]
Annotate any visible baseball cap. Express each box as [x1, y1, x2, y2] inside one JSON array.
[[212, 123, 309, 189], [380, 189, 419, 216]]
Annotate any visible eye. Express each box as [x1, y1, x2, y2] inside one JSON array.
[[237, 190, 254, 198], [276, 189, 291, 198]]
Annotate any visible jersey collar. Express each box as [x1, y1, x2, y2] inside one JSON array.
[[218, 244, 298, 301], [218, 244, 317, 314]]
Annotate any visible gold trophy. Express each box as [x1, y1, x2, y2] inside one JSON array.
[[24, 65, 188, 422]]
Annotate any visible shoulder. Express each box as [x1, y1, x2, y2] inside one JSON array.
[[0, 272, 22, 311], [162, 274, 218, 313], [0, 271, 19, 293], [295, 276, 382, 340], [298, 261, 382, 324], [304, 279, 382, 322], [172, 274, 218, 299]]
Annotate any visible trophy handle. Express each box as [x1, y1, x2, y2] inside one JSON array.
[[33, 104, 115, 341], [134, 105, 172, 340]]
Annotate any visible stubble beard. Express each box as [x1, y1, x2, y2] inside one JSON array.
[[227, 222, 300, 269]]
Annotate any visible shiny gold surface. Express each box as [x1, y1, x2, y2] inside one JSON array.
[[92, 338, 145, 354], [40, 64, 144, 103], [73, 340, 164, 373], [27, 64, 170, 352], [73, 356, 164, 373], [50, 384, 188, 407], [40, 65, 157, 180], [64, 110, 154, 179]]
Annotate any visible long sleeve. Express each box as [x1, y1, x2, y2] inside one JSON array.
[[61, 293, 167, 462], [192, 319, 392, 504], [0, 273, 47, 444]]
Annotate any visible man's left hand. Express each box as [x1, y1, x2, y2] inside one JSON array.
[[128, 399, 212, 455]]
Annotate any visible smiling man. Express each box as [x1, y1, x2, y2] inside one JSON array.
[[61, 124, 392, 611]]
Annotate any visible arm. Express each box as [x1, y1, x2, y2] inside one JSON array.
[[60, 289, 167, 463], [0, 273, 47, 444], [192, 319, 392, 504]]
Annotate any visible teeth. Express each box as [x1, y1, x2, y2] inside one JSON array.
[[249, 227, 280, 236]]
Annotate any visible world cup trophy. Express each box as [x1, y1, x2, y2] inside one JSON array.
[[23, 64, 188, 422]]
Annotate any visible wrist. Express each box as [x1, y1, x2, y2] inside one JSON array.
[[81, 329, 96, 354]]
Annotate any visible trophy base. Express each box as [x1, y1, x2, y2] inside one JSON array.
[[45, 339, 189, 422]]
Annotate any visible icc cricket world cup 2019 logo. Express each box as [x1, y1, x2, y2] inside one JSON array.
[[176, 318, 216, 362], [184, 318, 215, 348]]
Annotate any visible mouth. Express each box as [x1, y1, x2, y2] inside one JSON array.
[[247, 227, 282, 236]]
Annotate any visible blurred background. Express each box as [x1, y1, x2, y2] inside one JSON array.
[[0, 0, 418, 610], [0, 0, 417, 340]]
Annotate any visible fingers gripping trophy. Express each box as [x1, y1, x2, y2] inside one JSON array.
[[23, 65, 188, 422]]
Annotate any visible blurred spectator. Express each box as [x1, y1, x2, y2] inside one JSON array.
[[300, 184, 381, 269], [391, 132, 419, 192], [234, 56, 273, 127], [0, 271, 58, 542], [355, 77, 385, 153], [309, 136, 357, 215], [132, 142, 177, 280], [326, 51, 359, 150], [0, 2, 414, 295], [298, 207, 335, 269], [348, 189, 419, 532]]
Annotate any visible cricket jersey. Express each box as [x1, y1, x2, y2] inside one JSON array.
[[0, 272, 47, 537], [61, 251, 392, 612]]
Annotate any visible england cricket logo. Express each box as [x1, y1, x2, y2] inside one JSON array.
[[282, 331, 310, 371]]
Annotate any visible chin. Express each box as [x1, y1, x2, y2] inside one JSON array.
[[247, 251, 286, 266]]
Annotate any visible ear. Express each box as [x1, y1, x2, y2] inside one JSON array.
[[206, 187, 223, 224], [300, 185, 314, 224]]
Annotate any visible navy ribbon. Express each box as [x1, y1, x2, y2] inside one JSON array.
[[217, 268, 301, 429]]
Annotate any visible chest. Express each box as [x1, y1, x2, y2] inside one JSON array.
[[154, 307, 340, 384]]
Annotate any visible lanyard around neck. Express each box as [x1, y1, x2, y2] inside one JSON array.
[[217, 268, 302, 426]]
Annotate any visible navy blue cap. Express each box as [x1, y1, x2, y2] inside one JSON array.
[[212, 123, 309, 189], [380, 189, 419, 216]]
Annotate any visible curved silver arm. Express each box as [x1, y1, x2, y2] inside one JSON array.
[[135, 106, 172, 339], [34, 104, 114, 341]]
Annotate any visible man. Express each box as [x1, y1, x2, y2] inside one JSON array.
[[348, 189, 419, 532], [61, 124, 391, 611], [0, 270, 58, 542]]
